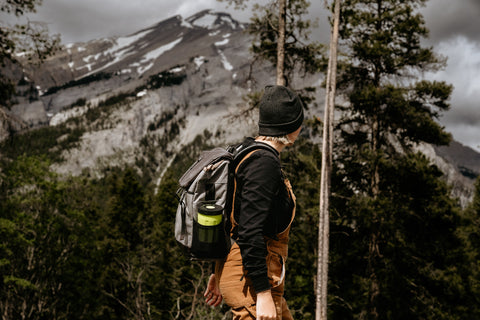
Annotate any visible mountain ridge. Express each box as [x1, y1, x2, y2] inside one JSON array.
[[1, 9, 478, 206]]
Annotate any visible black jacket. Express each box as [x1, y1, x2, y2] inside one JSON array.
[[233, 138, 294, 293]]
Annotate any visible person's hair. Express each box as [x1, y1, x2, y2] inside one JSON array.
[[256, 135, 292, 146]]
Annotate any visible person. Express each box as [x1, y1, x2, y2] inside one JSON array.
[[204, 85, 304, 319]]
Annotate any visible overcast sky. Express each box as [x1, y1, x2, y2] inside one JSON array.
[[10, 0, 480, 151]]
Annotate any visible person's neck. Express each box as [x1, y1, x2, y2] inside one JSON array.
[[255, 137, 285, 153]]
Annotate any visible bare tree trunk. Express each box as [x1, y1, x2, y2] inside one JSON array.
[[316, 0, 341, 319], [276, 0, 287, 86], [368, 114, 380, 319]]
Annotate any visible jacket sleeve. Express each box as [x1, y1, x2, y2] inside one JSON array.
[[236, 151, 282, 293]]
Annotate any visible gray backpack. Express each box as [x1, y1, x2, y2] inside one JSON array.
[[175, 142, 276, 260]]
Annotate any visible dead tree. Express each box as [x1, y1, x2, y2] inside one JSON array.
[[316, 0, 341, 319], [276, 0, 287, 86]]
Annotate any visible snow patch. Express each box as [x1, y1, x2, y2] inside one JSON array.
[[221, 16, 237, 29], [14, 51, 30, 58], [190, 12, 237, 30], [115, 30, 151, 50], [181, 19, 192, 28], [137, 90, 147, 97], [209, 30, 221, 37], [194, 56, 206, 69], [82, 53, 103, 64], [191, 13, 217, 29], [215, 38, 229, 46], [144, 37, 183, 61], [170, 66, 185, 73], [218, 50, 233, 71], [133, 37, 183, 74], [36, 86, 43, 96], [80, 29, 152, 77], [138, 62, 154, 75], [77, 63, 93, 72]]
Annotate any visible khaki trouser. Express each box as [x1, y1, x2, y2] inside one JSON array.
[[215, 242, 293, 320]]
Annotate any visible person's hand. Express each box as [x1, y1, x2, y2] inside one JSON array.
[[256, 290, 276, 320], [204, 274, 222, 307]]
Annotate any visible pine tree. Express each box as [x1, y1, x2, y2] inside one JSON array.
[[329, 0, 471, 318], [0, 156, 102, 318], [337, 0, 452, 197], [247, 0, 324, 86], [455, 177, 480, 317], [218, 0, 324, 89]]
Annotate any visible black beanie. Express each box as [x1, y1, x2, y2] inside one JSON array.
[[258, 85, 304, 136]]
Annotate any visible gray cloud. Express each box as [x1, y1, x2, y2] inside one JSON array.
[[30, 0, 263, 43], [426, 35, 480, 151], [421, 0, 480, 44], [32, 0, 189, 42]]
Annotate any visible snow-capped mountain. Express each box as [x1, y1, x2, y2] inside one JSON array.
[[27, 11, 246, 91], [1, 10, 478, 205], [13, 10, 259, 118], [5, 10, 284, 177]]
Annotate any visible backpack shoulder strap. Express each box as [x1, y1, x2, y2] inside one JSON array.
[[234, 149, 260, 174], [232, 141, 278, 169]]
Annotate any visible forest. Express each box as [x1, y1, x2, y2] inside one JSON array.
[[1, 0, 480, 319]]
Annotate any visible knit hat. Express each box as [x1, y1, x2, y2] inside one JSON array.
[[258, 85, 304, 136]]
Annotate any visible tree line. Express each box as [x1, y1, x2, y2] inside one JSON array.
[[1, 133, 479, 319]]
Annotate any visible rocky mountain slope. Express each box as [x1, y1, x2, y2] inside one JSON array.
[[1, 9, 478, 205], [3, 10, 287, 179]]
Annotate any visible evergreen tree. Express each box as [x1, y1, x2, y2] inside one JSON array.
[[331, 153, 476, 319], [329, 0, 473, 318], [0, 156, 101, 319], [337, 0, 452, 197], [149, 172, 186, 318], [247, 0, 324, 87], [456, 177, 480, 317], [218, 0, 324, 103]]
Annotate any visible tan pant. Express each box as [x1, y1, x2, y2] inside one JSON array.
[[216, 243, 293, 320], [219, 176, 296, 319]]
